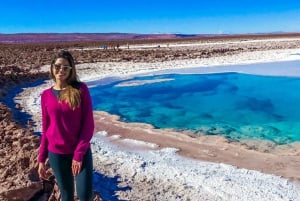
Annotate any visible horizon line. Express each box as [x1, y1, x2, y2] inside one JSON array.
[[1, 31, 300, 35]]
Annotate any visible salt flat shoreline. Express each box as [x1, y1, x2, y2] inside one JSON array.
[[15, 40, 300, 200]]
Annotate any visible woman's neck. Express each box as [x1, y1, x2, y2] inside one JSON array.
[[54, 81, 68, 90]]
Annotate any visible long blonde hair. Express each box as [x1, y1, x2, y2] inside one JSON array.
[[50, 50, 81, 110]]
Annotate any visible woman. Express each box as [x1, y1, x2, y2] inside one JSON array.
[[37, 50, 94, 201]]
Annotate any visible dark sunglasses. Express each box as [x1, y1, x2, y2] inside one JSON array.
[[53, 63, 72, 71]]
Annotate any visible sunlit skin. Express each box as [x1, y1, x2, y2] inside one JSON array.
[[38, 58, 82, 179], [52, 58, 71, 90]]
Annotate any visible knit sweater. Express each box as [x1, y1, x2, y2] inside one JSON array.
[[37, 82, 94, 163]]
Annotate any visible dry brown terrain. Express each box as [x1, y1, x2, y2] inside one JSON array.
[[1, 33, 300, 68], [1, 34, 300, 200]]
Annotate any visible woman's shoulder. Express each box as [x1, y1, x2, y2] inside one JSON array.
[[40, 87, 53, 101], [78, 82, 91, 99], [41, 87, 52, 95], [79, 82, 89, 91], [70, 81, 87, 90]]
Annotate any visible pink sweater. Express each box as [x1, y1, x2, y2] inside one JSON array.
[[37, 83, 94, 163]]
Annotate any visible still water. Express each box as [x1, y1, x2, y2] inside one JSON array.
[[89, 61, 300, 144]]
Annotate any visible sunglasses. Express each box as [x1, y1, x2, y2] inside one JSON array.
[[53, 63, 72, 71]]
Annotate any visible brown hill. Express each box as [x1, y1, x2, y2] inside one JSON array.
[[1, 32, 300, 44]]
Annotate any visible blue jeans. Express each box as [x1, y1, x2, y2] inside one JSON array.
[[48, 148, 93, 201]]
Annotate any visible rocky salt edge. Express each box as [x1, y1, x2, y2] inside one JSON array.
[[92, 131, 300, 201], [14, 43, 300, 200]]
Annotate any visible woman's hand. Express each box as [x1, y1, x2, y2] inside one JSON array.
[[72, 160, 82, 176], [38, 162, 49, 180]]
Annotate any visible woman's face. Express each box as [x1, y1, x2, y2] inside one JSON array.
[[52, 58, 72, 83]]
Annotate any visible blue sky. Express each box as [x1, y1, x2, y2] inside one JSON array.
[[1, 0, 300, 34]]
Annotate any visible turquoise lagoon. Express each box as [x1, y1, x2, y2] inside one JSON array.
[[89, 61, 300, 145]]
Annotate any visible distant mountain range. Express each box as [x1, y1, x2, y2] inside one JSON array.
[[0, 33, 205, 44], [0, 32, 299, 44]]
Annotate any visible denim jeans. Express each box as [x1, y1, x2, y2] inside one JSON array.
[[48, 148, 93, 201]]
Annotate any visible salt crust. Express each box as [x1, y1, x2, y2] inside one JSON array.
[[14, 42, 300, 200], [92, 131, 300, 200]]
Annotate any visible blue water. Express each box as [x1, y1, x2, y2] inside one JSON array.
[[89, 66, 300, 145]]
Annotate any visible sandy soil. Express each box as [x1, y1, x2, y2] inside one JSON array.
[[92, 111, 300, 181], [14, 38, 300, 200]]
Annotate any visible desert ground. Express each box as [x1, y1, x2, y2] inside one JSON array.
[[1, 34, 300, 200]]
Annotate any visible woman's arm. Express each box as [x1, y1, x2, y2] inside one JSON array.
[[73, 83, 95, 162], [37, 92, 50, 163]]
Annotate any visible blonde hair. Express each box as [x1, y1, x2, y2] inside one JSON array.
[[50, 50, 81, 110]]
